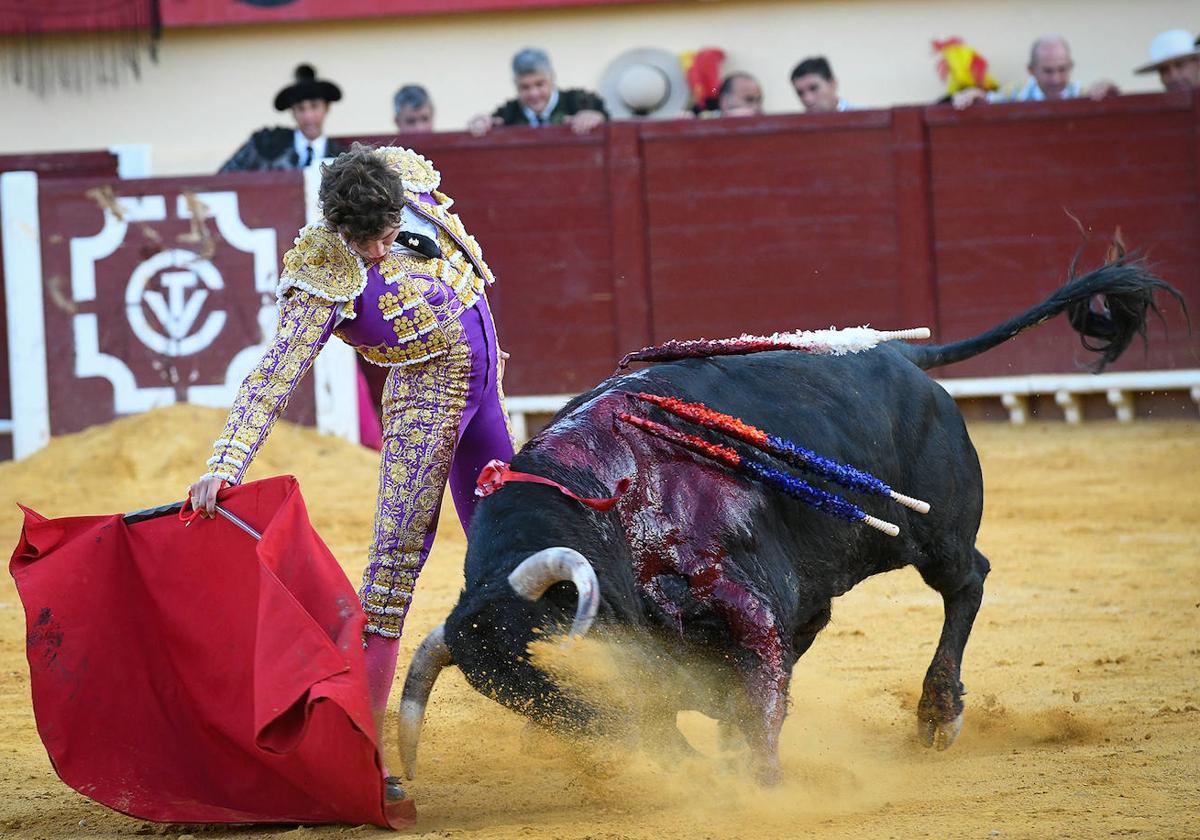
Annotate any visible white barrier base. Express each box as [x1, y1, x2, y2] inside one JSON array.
[[935, 369, 1200, 425]]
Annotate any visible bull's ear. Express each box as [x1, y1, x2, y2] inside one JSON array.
[[507, 547, 599, 639], [398, 623, 453, 780]]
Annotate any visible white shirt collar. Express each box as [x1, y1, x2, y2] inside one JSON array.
[[293, 130, 328, 166], [521, 88, 561, 126], [1016, 77, 1081, 101]]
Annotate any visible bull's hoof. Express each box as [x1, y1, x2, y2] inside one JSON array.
[[917, 711, 963, 750], [918, 676, 964, 750]]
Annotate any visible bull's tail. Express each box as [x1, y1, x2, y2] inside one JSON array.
[[898, 258, 1187, 372]]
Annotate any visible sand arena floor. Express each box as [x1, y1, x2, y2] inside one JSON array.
[[0, 405, 1197, 840]]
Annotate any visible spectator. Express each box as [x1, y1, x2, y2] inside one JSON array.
[[469, 48, 608, 135], [1134, 29, 1200, 91], [953, 36, 1117, 108], [790, 56, 853, 112], [393, 84, 435, 133], [219, 65, 349, 172], [717, 72, 764, 117]]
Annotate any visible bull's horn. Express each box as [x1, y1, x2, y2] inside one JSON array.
[[398, 623, 453, 780], [507, 547, 599, 639]]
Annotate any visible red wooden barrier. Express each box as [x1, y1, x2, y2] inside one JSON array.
[[4, 93, 1197, 459], [0, 152, 119, 180], [361, 92, 1197, 392], [387, 129, 620, 394], [925, 92, 1199, 377], [638, 110, 905, 342], [0, 151, 122, 457]]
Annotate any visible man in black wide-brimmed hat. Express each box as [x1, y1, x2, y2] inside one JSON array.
[[219, 64, 350, 172]]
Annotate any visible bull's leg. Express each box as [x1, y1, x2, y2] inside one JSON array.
[[724, 606, 829, 780], [791, 604, 831, 659], [710, 717, 747, 778], [717, 718, 740, 754], [916, 547, 990, 750], [643, 710, 700, 763], [733, 670, 789, 785]]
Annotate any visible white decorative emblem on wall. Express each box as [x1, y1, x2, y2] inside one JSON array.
[[126, 249, 226, 356], [69, 191, 277, 414]]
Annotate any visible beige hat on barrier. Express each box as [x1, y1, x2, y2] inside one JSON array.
[[1134, 29, 1200, 73], [598, 47, 690, 119]]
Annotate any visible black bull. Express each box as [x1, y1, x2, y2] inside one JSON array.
[[398, 261, 1184, 783]]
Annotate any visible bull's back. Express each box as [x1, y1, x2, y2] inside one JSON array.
[[610, 348, 982, 581]]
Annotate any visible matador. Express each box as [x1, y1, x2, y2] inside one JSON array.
[[194, 146, 514, 777]]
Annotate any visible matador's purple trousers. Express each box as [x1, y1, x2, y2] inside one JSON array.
[[359, 292, 513, 640], [446, 300, 515, 530], [360, 292, 513, 721]]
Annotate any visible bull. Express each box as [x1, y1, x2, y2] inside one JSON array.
[[397, 258, 1183, 784]]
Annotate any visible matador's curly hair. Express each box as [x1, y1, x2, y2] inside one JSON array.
[[318, 143, 405, 243]]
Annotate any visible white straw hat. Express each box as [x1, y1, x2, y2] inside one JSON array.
[[1134, 29, 1200, 73], [598, 47, 690, 119]]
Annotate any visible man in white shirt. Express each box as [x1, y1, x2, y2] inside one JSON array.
[[219, 64, 348, 172], [954, 36, 1117, 109], [790, 56, 854, 113]]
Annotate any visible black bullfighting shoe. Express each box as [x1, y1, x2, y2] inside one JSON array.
[[384, 775, 407, 802]]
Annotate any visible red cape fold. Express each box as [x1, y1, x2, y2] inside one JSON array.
[[8, 475, 415, 829]]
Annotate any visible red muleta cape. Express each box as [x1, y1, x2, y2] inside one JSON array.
[[9, 475, 414, 829]]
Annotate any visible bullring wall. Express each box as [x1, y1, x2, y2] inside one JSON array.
[[2, 94, 1197, 459]]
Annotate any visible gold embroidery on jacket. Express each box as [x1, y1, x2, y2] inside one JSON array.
[[278, 225, 366, 302], [205, 291, 338, 483], [407, 197, 496, 290], [342, 247, 485, 368], [275, 147, 496, 371], [375, 146, 441, 194]]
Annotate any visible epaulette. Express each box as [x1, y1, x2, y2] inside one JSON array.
[[373, 146, 441, 195], [278, 224, 367, 305]]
